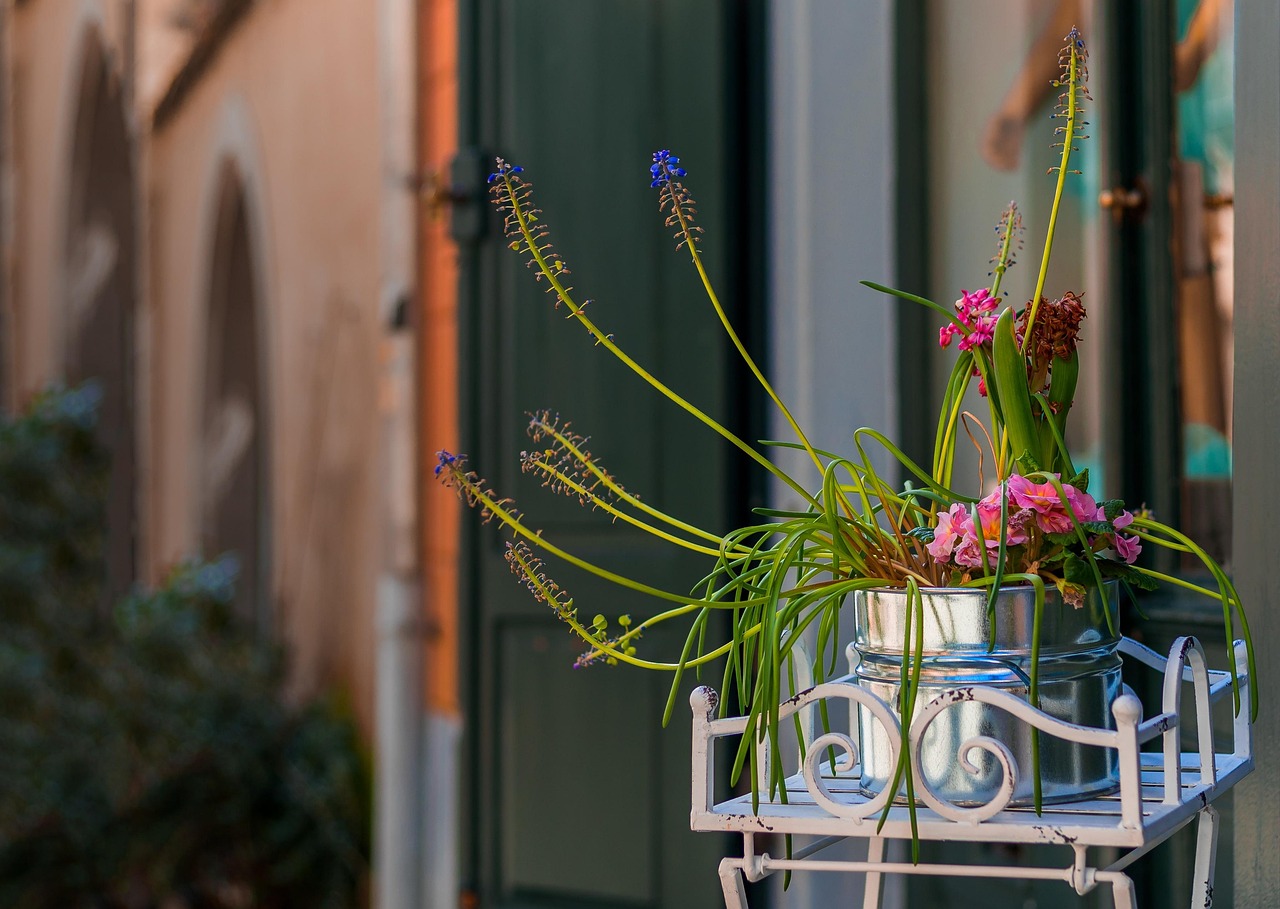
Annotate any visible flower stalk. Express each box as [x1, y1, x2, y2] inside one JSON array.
[[438, 28, 1256, 850]]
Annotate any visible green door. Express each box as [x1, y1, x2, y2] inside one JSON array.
[[456, 3, 763, 906]]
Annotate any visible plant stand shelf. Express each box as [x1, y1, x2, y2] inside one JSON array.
[[690, 636, 1253, 908]]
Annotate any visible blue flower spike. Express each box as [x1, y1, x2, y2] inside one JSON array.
[[488, 160, 524, 184], [435, 450, 459, 477], [649, 149, 687, 188]]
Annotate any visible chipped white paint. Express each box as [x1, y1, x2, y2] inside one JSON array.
[[692, 636, 1253, 908]]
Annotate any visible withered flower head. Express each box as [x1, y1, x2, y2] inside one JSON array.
[[1018, 290, 1086, 363]]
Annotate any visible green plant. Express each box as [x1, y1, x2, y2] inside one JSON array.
[[438, 27, 1255, 841], [0, 385, 370, 909]]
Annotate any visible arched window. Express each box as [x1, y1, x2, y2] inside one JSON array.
[[203, 168, 270, 628], [63, 31, 137, 603]]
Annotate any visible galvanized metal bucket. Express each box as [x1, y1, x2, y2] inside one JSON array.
[[853, 583, 1121, 807]]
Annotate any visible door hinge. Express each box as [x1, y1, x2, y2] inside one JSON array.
[[412, 147, 488, 243]]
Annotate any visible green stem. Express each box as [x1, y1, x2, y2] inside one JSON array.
[[989, 206, 1018, 300], [507, 545, 760, 671], [1024, 44, 1082, 349], [529, 415, 739, 548], [501, 174, 819, 508], [674, 198, 827, 482], [526, 459, 734, 557], [459, 477, 762, 610], [1132, 516, 1258, 720]]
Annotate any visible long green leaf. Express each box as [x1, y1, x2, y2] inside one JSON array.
[[991, 309, 1040, 469]]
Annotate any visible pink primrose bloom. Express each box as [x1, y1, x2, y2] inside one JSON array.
[[1034, 503, 1075, 534], [978, 486, 1004, 511], [1114, 533, 1142, 564], [1008, 474, 1064, 514], [927, 507, 961, 561], [1111, 510, 1141, 564], [975, 503, 1004, 547], [953, 532, 986, 569], [976, 489, 1029, 547], [1008, 474, 1091, 534], [939, 323, 963, 349], [1064, 485, 1098, 524], [929, 504, 975, 565]]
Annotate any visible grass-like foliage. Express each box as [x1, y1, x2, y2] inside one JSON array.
[[442, 29, 1256, 832]]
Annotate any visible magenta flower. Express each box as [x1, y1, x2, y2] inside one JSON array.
[[956, 288, 998, 317], [939, 288, 1001, 351], [958, 313, 998, 351], [1112, 510, 1142, 564]]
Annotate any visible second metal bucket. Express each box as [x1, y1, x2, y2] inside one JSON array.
[[852, 583, 1121, 807]]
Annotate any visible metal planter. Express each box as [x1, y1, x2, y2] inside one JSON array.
[[853, 583, 1122, 806]]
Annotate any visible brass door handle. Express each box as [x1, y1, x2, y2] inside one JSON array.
[[1098, 185, 1148, 223], [414, 169, 471, 222]]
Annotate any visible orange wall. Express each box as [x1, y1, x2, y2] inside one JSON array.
[[418, 0, 460, 716]]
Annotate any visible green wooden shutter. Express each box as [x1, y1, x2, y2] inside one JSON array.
[[457, 3, 760, 905]]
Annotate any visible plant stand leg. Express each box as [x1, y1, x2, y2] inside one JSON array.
[[718, 857, 749, 909], [861, 836, 885, 909], [1109, 874, 1138, 909], [1191, 804, 1220, 908]]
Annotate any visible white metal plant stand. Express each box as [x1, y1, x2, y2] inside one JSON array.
[[690, 636, 1253, 908]]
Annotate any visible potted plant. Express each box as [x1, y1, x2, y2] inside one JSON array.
[[436, 27, 1255, 839]]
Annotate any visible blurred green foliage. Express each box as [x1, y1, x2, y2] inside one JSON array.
[[0, 385, 370, 908]]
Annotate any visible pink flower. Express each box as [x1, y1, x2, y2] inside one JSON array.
[[1111, 510, 1142, 564], [940, 288, 1000, 351], [1008, 474, 1090, 534], [1008, 474, 1063, 514], [1114, 534, 1142, 564], [1063, 485, 1097, 524], [928, 503, 971, 562], [956, 288, 998, 318], [1037, 510, 1074, 534], [958, 313, 998, 351], [953, 532, 986, 569], [976, 487, 1029, 546]]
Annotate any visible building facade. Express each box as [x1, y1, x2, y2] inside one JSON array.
[[1, 1, 1276, 908], [2, 0, 406, 736]]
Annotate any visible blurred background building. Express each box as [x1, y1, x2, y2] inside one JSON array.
[[0, 1, 1276, 908], [4, 0, 398, 733]]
